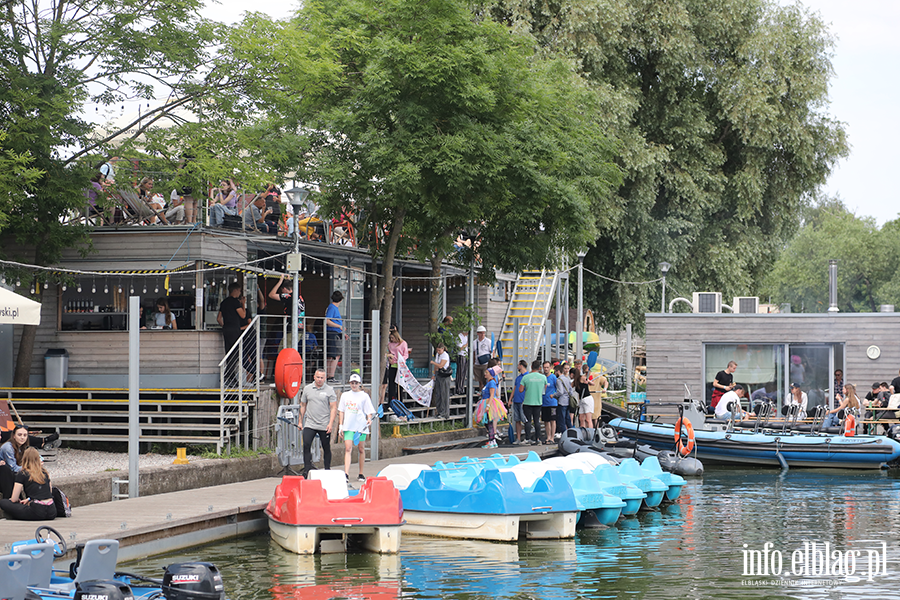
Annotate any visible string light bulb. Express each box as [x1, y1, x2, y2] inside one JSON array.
[[91, 283, 96, 293], [61, 283, 66, 291], [104, 283, 109, 293], [77, 284, 82, 292], [154, 284, 159, 293], [44, 282, 49, 290]]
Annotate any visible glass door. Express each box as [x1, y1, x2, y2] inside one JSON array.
[[787, 344, 841, 412]]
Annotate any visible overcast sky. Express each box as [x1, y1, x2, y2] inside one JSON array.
[[202, 0, 897, 225]]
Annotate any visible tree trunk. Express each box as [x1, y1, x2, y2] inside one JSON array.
[[378, 210, 405, 366], [13, 283, 43, 387]]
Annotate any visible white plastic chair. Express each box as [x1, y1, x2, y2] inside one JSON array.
[[309, 470, 349, 500], [377, 464, 432, 490], [50, 539, 119, 593], [0, 554, 31, 600], [14, 542, 55, 588]]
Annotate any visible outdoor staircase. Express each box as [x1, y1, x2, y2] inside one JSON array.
[[1, 388, 247, 451], [497, 270, 560, 379]]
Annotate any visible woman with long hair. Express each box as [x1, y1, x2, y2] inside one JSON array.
[[824, 383, 861, 428], [209, 179, 238, 227], [380, 325, 408, 408], [475, 368, 507, 448], [0, 447, 56, 520], [151, 297, 177, 329], [572, 369, 595, 428], [136, 177, 169, 225], [0, 425, 30, 498]]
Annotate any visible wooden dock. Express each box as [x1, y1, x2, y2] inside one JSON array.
[[0, 444, 556, 561]]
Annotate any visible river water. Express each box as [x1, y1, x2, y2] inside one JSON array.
[[123, 466, 900, 599]]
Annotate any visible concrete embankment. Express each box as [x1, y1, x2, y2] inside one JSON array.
[[55, 427, 483, 509]]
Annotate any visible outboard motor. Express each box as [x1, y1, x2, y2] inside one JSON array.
[[657, 450, 704, 476], [162, 562, 225, 600], [75, 580, 135, 600]]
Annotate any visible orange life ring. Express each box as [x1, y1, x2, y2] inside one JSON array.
[[675, 417, 695, 456]]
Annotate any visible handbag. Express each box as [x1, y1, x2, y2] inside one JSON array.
[[437, 367, 453, 377], [477, 353, 491, 365]]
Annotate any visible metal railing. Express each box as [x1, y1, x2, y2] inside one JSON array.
[[218, 315, 266, 453], [217, 312, 382, 454]]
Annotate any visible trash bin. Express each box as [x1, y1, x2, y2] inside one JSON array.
[[44, 349, 69, 388]]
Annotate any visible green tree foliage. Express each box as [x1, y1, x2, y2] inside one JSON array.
[[0, 0, 215, 385], [763, 201, 900, 313], [226, 0, 621, 355], [488, 0, 848, 332]]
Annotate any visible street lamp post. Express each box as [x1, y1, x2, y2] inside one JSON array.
[[576, 250, 587, 364], [659, 261, 671, 313], [284, 186, 310, 350]]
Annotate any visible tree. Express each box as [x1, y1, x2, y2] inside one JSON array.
[[763, 201, 900, 312], [487, 0, 848, 332], [226, 0, 620, 359], [0, 0, 216, 385]]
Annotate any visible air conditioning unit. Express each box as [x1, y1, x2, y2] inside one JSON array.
[[733, 296, 759, 314], [692, 292, 722, 313]]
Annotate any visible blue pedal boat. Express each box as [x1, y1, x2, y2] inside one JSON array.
[[378, 466, 579, 541]]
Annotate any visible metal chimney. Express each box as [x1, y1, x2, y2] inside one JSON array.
[[827, 259, 839, 313]]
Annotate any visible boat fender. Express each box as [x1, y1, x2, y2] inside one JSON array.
[[844, 414, 856, 437], [674, 417, 695, 457]]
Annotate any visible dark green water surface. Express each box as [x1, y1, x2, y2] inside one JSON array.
[[122, 467, 900, 599]]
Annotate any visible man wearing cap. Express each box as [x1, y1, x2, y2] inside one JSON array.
[[473, 325, 492, 389], [782, 383, 808, 417], [715, 385, 749, 420], [299, 369, 338, 476], [336, 373, 376, 482]]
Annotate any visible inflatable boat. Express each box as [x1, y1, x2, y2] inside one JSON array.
[[609, 398, 900, 469], [558, 426, 704, 476], [266, 471, 403, 554]]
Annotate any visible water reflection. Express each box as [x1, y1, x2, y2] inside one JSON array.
[[122, 467, 900, 599]]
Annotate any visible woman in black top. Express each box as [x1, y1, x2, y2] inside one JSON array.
[[0, 447, 56, 521]]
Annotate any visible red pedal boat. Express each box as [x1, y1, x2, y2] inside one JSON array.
[[266, 472, 404, 554]]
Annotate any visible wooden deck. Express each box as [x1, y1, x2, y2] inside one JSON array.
[[0, 445, 557, 562]]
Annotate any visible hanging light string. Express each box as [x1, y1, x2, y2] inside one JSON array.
[[583, 266, 664, 286], [0, 251, 291, 281], [2, 253, 664, 289]]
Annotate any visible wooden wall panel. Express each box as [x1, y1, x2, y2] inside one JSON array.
[[646, 313, 900, 408]]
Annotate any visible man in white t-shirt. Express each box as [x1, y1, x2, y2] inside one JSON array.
[[715, 385, 749, 420], [337, 373, 376, 482], [473, 326, 492, 389]]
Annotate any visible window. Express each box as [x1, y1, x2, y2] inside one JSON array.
[[489, 281, 507, 302]]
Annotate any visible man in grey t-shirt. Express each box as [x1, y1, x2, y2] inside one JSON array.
[[300, 369, 338, 475]]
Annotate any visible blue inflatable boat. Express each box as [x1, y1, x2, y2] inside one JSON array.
[[611, 416, 900, 469]]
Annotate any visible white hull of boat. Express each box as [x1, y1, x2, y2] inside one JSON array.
[[400, 510, 577, 541], [268, 517, 402, 554]]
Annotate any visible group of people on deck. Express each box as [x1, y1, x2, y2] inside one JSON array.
[[709, 361, 900, 431]]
